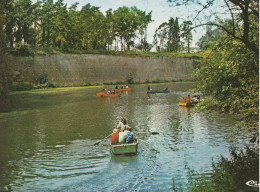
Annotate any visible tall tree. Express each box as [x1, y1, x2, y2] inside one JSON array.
[[153, 17, 181, 52], [181, 20, 192, 53], [0, 0, 11, 112], [167, 0, 259, 55]]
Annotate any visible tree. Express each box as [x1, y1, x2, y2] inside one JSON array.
[[80, 4, 107, 50], [196, 25, 223, 50], [132, 7, 152, 51], [167, 0, 259, 55], [153, 17, 181, 52], [0, 0, 11, 112], [181, 21, 192, 53], [113, 7, 138, 51]]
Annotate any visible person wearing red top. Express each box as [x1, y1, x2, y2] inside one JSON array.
[[110, 129, 119, 144], [182, 97, 186, 102]]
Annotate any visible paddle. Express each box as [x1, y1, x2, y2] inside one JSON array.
[[94, 134, 111, 145], [136, 131, 159, 135]]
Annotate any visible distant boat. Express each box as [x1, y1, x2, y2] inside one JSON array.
[[103, 93, 120, 97], [111, 140, 138, 155], [115, 87, 131, 92], [147, 90, 170, 94]]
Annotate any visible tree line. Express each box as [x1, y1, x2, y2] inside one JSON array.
[[2, 0, 195, 53], [3, 0, 153, 52]]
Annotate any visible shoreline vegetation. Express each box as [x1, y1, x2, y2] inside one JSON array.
[[6, 45, 204, 58]]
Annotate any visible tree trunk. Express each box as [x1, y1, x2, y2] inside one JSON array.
[[0, 4, 11, 112]]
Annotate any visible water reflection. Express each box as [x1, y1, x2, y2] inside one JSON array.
[[0, 82, 252, 191]]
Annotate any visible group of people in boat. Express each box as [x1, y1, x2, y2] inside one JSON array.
[[147, 85, 168, 91], [182, 94, 200, 103], [115, 85, 129, 89], [102, 88, 117, 95], [110, 117, 136, 145]]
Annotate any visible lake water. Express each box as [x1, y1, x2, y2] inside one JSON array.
[[0, 82, 253, 191]]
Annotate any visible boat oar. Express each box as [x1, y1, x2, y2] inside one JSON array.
[[136, 131, 159, 135], [94, 134, 111, 145]]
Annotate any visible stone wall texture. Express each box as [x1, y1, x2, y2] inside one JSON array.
[[6, 54, 196, 86]]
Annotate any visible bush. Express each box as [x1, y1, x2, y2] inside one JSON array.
[[173, 147, 259, 192], [10, 83, 33, 91], [127, 73, 134, 84]]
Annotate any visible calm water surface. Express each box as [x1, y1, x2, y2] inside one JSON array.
[[0, 82, 252, 191]]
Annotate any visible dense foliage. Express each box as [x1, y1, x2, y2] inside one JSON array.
[[3, 0, 152, 52], [194, 37, 259, 122], [153, 17, 192, 52], [173, 147, 259, 192]]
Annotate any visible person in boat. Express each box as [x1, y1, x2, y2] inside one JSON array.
[[182, 97, 186, 102], [115, 85, 118, 89], [186, 95, 191, 103], [117, 117, 131, 132], [110, 129, 119, 144], [111, 89, 116, 94], [124, 127, 136, 143]]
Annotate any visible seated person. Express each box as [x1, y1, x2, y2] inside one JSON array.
[[186, 95, 191, 103], [124, 127, 136, 143], [110, 129, 119, 144], [118, 131, 125, 143], [117, 117, 131, 132]]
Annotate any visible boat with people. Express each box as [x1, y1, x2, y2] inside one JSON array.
[[111, 141, 138, 155], [110, 118, 138, 155], [179, 102, 194, 107], [96, 91, 105, 97], [147, 85, 169, 94], [96, 89, 119, 97], [179, 94, 200, 107], [103, 93, 120, 97], [147, 90, 170, 94], [115, 85, 131, 92]]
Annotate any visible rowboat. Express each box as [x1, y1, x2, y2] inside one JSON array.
[[115, 87, 131, 92], [96, 91, 105, 97], [111, 140, 138, 155], [147, 90, 170, 94], [103, 93, 120, 97]]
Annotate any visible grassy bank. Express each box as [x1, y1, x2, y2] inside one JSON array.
[[7, 46, 204, 58]]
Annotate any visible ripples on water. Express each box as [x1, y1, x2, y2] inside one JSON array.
[[0, 83, 253, 191]]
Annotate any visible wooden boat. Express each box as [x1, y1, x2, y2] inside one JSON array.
[[111, 140, 138, 155], [147, 90, 170, 94], [103, 93, 120, 97], [115, 87, 131, 92], [96, 91, 105, 97]]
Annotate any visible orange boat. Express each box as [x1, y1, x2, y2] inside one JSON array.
[[115, 87, 131, 92], [103, 93, 119, 97], [96, 91, 105, 97]]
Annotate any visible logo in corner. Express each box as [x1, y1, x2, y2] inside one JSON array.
[[246, 180, 259, 187]]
